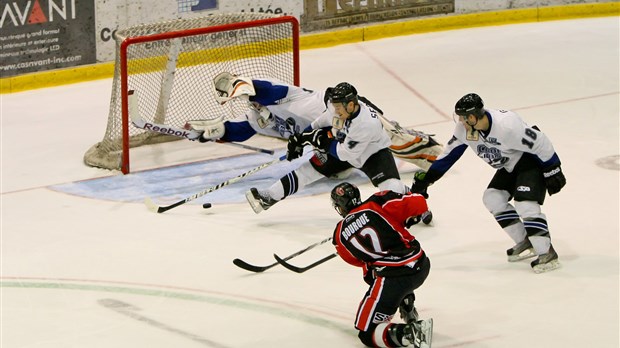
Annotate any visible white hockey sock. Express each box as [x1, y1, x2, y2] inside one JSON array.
[[504, 222, 527, 244], [266, 162, 323, 200], [372, 323, 395, 348], [377, 178, 408, 194], [529, 236, 552, 255], [515, 201, 551, 255]]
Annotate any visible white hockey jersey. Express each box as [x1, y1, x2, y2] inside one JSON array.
[[433, 108, 559, 175], [311, 102, 392, 168], [229, 78, 332, 140]]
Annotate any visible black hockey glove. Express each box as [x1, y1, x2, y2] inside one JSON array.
[[300, 128, 334, 152], [405, 215, 422, 228], [286, 134, 304, 161], [363, 267, 375, 286], [542, 163, 566, 195], [410, 171, 430, 198]]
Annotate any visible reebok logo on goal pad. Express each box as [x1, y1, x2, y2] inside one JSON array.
[[143, 123, 192, 138]]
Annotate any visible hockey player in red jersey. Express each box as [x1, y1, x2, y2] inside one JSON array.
[[330, 182, 433, 348]]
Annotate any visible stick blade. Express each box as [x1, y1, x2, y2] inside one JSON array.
[[232, 258, 271, 273], [128, 90, 143, 125], [144, 197, 162, 213]]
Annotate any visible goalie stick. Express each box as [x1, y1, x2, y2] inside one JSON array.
[[233, 237, 333, 273], [144, 154, 286, 213], [273, 253, 337, 273], [128, 90, 275, 155]]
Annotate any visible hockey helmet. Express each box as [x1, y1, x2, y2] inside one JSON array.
[[454, 93, 485, 119], [329, 82, 358, 105], [330, 182, 362, 217], [213, 72, 255, 105]]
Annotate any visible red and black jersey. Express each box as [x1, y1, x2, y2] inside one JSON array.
[[332, 190, 428, 271]]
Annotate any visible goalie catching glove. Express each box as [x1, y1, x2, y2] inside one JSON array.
[[286, 128, 334, 161], [185, 117, 225, 142]]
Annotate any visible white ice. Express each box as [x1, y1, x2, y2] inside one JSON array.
[[2, 17, 619, 348]]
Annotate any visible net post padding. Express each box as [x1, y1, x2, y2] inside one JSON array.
[[84, 13, 299, 173]]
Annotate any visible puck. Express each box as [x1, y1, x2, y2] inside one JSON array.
[[202, 203, 212, 209]]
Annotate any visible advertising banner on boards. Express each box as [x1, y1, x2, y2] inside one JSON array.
[[0, 0, 96, 77], [301, 0, 455, 32]]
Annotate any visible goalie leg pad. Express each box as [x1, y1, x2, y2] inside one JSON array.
[[388, 133, 443, 171]]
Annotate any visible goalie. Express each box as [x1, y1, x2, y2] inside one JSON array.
[[188, 72, 443, 170], [187, 72, 443, 214]]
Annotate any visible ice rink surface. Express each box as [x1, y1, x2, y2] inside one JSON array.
[[2, 16, 619, 348]]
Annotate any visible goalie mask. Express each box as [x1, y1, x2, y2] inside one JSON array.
[[213, 72, 256, 105], [331, 182, 362, 217]]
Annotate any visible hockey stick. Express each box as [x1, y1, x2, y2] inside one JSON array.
[[273, 253, 337, 273], [144, 154, 286, 213], [233, 237, 333, 273], [128, 90, 275, 155]]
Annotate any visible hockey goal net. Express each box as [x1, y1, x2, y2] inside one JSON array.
[[84, 13, 299, 174]]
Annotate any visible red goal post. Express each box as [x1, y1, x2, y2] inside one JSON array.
[[84, 13, 300, 174]]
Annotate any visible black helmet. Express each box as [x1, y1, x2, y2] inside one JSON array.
[[329, 82, 358, 104], [455, 93, 485, 118], [330, 182, 361, 217]]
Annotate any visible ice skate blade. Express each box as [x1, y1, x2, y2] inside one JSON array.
[[419, 318, 433, 348], [245, 190, 264, 214], [532, 259, 561, 274], [507, 248, 536, 262]]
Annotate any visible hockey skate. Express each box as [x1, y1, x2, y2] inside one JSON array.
[[506, 239, 536, 262], [531, 245, 561, 274], [245, 188, 278, 214], [399, 294, 419, 324], [403, 318, 433, 348]]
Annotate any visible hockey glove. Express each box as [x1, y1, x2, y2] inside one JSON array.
[[185, 118, 225, 142], [405, 215, 422, 228], [411, 171, 430, 199], [542, 163, 566, 195], [363, 266, 375, 286], [300, 129, 334, 152], [286, 134, 305, 161], [197, 133, 210, 143]]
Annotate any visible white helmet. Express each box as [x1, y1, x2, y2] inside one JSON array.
[[213, 72, 256, 105]]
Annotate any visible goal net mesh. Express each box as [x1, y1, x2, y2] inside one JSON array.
[[84, 13, 298, 172]]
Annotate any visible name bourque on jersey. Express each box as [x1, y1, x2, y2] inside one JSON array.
[[333, 191, 428, 268], [440, 108, 558, 172]]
